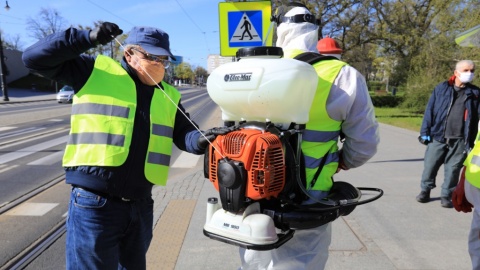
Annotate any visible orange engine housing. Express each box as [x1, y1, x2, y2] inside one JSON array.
[[207, 128, 286, 201]]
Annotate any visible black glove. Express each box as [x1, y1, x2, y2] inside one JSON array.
[[197, 127, 234, 151], [89, 22, 123, 46], [418, 135, 431, 145]]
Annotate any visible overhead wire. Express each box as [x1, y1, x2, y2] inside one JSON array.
[[82, 1, 224, 156], [86, 0, 135, 26], [86, 0, 216, 65], [173, 0, 213, 59]]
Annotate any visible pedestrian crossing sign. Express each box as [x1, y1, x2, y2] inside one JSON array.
[[218, 1, 272, 57]]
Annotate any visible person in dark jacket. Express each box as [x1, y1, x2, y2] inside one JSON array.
[[417, 60, 480, 208], [22, 22, 218, 269]]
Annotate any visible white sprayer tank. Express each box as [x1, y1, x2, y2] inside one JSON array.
[[207, 47, 319, 125]]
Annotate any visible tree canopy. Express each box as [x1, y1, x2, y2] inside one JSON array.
[[271, 0, 480, 110], [14, 2, 480, 110], [26, 8, 68, 40]]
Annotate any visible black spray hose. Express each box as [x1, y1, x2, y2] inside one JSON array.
[[294, 131, 337, 206], [291, 131, 383, 211]]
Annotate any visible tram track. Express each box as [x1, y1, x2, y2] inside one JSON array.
[[0, 175, 64, 215], [0, 219, 66, 270], [0, 175, 66, 270], [0, 87, 214, 269]]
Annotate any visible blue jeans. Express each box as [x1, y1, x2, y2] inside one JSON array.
[[420, 139, 467, 198], [66, 187, 154, 270]]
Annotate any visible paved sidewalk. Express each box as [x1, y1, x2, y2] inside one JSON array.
[[8, 89, 473, 269], [0, 87, 57, 103], [147, 123, 473, 270]]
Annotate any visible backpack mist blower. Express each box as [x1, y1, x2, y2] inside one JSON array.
[[202, 47, 383, 251]]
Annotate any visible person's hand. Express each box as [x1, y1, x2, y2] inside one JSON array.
[[336, 151, 349, 173], [89, 22, 123, 46], [452, 166, 473, 213], [418, 135, 431, 145], [197, 127, 234, 151]]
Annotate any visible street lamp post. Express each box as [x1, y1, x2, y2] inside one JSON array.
[[0, 0, 10, 101], [0, 31, 8, 101]]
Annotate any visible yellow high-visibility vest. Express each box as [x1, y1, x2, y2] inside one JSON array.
[[286, 49, 346, 191], [63, 55, 180, 186], [465, 133, 480, 189]]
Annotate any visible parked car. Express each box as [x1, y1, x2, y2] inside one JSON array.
[[56, 85, 75, 103]]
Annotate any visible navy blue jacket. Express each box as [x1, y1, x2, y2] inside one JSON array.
[[420, 80, 480, 150], [22, 27, 203, 199]]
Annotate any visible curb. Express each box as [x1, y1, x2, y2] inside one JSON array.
[[0, 99, 57, 105]]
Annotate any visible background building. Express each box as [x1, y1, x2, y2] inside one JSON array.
[[207, 54, 233, 74], [171, 55, 183, 66], [165, 55, 183, 85], [4, 48, 29, 83]]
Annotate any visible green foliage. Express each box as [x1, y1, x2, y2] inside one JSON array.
[[367, 81, 384, 91], [374, 107, 423, 132], [13, 1, 480, 100], [174, 62, 195, 83], [400, 74, 437, 113], [371, 95, 404, 108], [194, 66, 208, 85]]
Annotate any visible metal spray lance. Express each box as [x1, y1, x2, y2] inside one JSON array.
[[111, 35, 227, 159]]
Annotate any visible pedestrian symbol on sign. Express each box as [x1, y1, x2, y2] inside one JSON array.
[[239, 16, 253, 40], [228, 11, 263, 47]]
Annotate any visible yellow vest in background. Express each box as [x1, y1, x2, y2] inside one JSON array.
[[465, 133, 480, 189]]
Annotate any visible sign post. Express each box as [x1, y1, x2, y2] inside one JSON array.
[[218, 1, 272, 57]]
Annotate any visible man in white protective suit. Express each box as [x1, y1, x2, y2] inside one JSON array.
[[238, 3, 380, 270]]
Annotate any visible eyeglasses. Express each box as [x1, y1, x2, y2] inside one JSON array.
[[132, 48, 170, 68]]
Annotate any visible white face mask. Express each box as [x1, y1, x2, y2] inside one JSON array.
[[458, 71, 474, 83]]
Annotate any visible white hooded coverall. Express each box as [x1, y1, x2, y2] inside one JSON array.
[[239, 6, 379, 270]]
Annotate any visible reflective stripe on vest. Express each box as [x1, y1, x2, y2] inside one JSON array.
[[145, 82, 180, 186], [63, 55, 180, 186], [465, 133, 480, 189], [72, 103, 130, 118], [300, 55, 346, 191]]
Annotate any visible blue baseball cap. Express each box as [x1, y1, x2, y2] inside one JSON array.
[[125, 26, 176, 61]]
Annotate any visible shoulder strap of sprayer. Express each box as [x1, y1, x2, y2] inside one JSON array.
[[293, 52, 337, 65], [293, 52, 341, 189]]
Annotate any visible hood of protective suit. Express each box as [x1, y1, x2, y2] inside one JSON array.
[[276, 6, 319, 57]]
